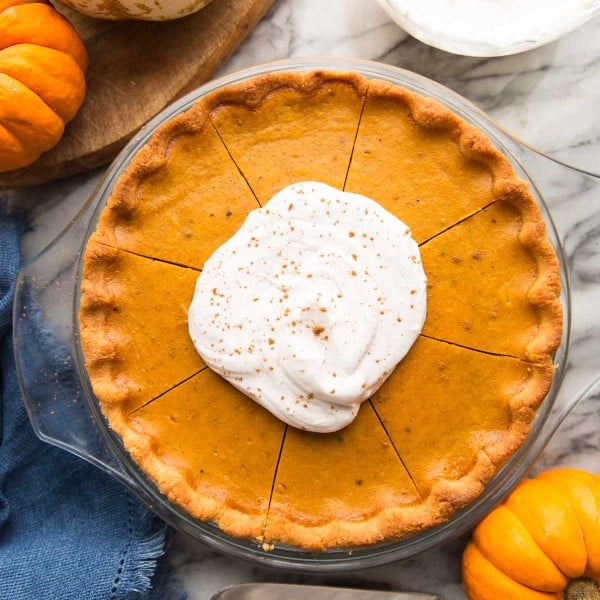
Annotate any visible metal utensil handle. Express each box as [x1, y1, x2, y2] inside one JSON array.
[[211, 583, 443, 600]]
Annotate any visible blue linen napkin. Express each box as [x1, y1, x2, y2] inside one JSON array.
[[0, 207, 184, 599]]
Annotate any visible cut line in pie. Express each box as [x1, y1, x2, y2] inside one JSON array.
[[78, 69, 562, 551]]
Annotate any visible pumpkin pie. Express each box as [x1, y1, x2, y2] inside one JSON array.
[[78, 70, 562, 550]]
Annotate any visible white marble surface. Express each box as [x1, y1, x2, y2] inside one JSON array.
[[8, 1, 600, 599]]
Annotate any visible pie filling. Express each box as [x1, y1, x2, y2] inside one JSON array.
[[79, 70, 562, 550], [188, 181, 427, 433]]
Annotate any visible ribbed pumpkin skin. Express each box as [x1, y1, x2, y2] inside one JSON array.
[[53, 0, 213, 21], [462, 469, 600, 600], [0, 0, 87, 172]]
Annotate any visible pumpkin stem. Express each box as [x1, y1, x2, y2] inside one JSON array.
[[564, 578, 600, 600]]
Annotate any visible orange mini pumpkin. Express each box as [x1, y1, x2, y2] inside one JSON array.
[[0, 0, 87, 172], [462, 468, 600, 600]]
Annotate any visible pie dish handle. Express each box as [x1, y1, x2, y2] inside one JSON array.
[[12, 194, 138, 492], [512, 142, 600, 454]]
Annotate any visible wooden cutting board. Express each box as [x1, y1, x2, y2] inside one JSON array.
[[0, 0, 276, 189]]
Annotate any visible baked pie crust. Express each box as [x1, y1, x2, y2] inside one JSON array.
[[79, 70, 562, 550]]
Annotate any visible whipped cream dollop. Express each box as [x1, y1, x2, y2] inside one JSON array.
[[188, 182, 427, 432]]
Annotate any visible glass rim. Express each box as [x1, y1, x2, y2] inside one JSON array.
[[71, 57, 570, 571]]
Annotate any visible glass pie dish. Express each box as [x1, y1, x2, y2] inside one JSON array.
[[13, 57, 600, 572]]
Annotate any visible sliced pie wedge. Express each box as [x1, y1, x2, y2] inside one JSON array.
[[92, 102, 260, 270], [345, 78, 518, 243], [263, 402, 427, 550], [420, 201, 561, 362], [372, 336, 553, 512], [79, 241, 204, 416], [122, 368, 286, 540], [207, 70, 368, 204]]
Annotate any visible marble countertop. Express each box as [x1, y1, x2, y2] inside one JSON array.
[[8, 1, 600, 598]]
